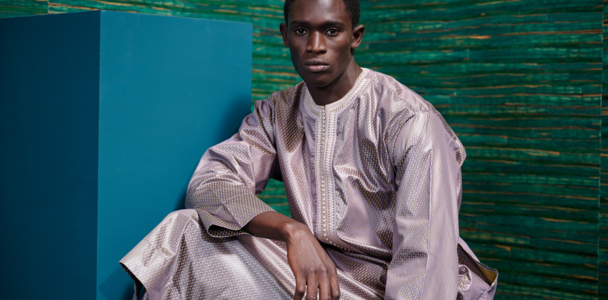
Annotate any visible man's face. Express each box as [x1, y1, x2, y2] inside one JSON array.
[[281, 0, 362, 88]]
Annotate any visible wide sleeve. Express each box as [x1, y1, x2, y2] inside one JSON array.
[[185, 99, 278, 238], [385, 109, 461, 299]]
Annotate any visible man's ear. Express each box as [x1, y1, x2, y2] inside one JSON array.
[[280, 22, 289, 47], [351, 24, 365, 50]]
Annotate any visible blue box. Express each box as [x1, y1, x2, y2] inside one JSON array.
[[0, 11, 252, 300]]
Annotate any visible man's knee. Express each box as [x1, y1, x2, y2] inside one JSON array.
[[157, 209, 201, 231], [166, 208, 198, 219]]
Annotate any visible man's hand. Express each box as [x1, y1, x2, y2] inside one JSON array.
[[244, 212, 340, 300], [284, 222, 340, 300]]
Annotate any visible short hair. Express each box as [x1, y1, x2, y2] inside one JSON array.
[[283, 0, 360, 29]]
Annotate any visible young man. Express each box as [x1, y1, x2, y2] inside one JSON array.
[[121, 0, 498, 299]]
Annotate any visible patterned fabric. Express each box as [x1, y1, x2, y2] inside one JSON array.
[[121, 69, 498, 299]]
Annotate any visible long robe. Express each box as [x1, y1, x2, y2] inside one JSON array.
[[120, 68, 498, 300]]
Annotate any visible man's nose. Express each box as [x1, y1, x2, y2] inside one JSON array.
[[306, 32, 327, 54]]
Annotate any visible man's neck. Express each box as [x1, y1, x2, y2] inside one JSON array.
[[307, 61, 362, 106]]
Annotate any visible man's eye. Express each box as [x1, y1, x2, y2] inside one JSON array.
[[326, 29, 338, 35], [295, 29, 307, 35]]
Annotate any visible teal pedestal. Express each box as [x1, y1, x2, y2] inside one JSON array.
[[0, 11, 252, 300]]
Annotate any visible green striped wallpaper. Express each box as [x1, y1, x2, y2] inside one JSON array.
[[1, 0, 603, 298], [600, 0, 608, 298], [359, 1, 602, 299], [0, 0, 47, 18]]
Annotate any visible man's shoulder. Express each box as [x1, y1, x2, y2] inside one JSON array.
[[364, 69, 463, 154], [366, 70, 436, 120], [260, 82, 306, 108], [364, 69, 435, 114]]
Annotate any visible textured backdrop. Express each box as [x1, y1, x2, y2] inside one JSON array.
[[0, 0, 604, 298]]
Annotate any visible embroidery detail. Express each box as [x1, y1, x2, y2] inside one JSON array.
[[458, 264, 473, 292]]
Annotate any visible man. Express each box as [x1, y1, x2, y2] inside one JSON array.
[[121, 0, 498, 299]]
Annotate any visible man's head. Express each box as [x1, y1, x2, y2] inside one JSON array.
[[280, 0, 365, 89], [284, 0, 360, 30]]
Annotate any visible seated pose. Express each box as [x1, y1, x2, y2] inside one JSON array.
[[121, 0, 498, 299]]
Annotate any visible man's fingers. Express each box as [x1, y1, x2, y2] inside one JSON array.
[[306, 277, 319, 300], [293, 274, 306, 300], [330, 274, 341, 300], [293, 273, 338, 300], [318, 274, 332, 300]]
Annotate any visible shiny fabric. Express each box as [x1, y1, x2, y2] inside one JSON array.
[[121, 69, 498, 299]]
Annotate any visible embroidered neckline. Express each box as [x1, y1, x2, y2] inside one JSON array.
[[304, 68, 370, 117]]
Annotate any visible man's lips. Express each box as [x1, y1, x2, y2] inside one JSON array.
[[304, 60, 329, 72]]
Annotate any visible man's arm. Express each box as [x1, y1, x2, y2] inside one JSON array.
[[186, 98, 340, 300], [386, 110, 461, 299], [185, 99, 277, 237], [244, 212, 341, 300]]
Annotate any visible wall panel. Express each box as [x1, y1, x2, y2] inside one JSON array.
[[0, 0, 47, 18], [600, 0, 608, 298], [358, 1, 602, 298]]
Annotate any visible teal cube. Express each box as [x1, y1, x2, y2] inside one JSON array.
[[0, 11, 252, 300]]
